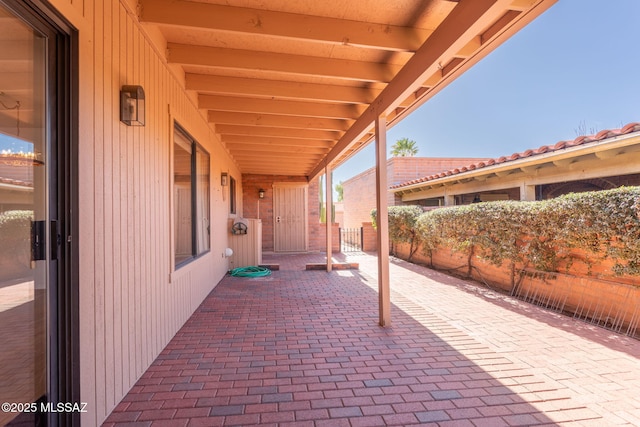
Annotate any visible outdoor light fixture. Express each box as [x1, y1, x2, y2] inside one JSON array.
[[258, 189, 265, 199], [120, 85, 145, 126], [221, 172, 228, 186]]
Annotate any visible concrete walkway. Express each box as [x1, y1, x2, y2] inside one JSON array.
[[103, 252, 640, 426]]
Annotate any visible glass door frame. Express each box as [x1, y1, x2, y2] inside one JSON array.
[[1, 1, 79, 425]]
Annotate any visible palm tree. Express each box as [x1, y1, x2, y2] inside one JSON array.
[[390, 138, 419, 157], [335, 181, 344, 202]]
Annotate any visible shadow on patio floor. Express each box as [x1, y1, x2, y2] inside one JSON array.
[[103, 252, 640, 426]]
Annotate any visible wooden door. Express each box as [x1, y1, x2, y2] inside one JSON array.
[[273, 184, 307, 252]]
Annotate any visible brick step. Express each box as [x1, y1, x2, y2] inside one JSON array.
[[305, 262, 359, 270]]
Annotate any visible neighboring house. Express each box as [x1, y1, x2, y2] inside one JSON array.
[[391, 123, 640, 205], [334, 201, 345, 227], [342, 157, 488, 228]]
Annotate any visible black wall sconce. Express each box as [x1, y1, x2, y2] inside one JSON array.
[[221, 172, 228, 186], [258, 189, 265, 199], [120, 85, 145, 126]]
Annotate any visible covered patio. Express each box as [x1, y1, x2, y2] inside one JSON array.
[[103, 253, 640, 426]]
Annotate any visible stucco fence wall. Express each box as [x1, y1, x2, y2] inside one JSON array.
[[390, 241, 640, 337]]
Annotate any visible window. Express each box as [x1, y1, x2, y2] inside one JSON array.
[[229, 176, 237, 214], [174, 124, 210, 267]]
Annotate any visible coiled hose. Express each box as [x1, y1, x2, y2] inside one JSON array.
[[229, 266, 272, 277]]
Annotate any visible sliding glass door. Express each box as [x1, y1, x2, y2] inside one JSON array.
[[0, 1, 76, 425]]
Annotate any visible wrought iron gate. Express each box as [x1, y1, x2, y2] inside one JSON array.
[[339, 227, 363, 252]]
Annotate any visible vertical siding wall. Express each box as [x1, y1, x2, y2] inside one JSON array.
[[49, 1, 240, 425]]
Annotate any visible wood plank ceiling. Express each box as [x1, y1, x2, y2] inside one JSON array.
[[0, 6, 35, 143], [139, 0, 556, 178]]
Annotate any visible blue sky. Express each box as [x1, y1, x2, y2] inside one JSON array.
[[333, 0, 640, 186]]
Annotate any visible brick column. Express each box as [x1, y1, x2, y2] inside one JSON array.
[[361, 222, 377, 252], [332, 223, 341, 253]]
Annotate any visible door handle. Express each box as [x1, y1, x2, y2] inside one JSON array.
[[31, 220, 46, 261], [51, 220, 60, 260], [30, 220, 60, 261]]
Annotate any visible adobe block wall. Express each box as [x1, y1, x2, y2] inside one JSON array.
[[393, 241, 640, 337], [342, 157, 489, 228], [343, 167, 379, 229], [308, 222, 341, 253], [388, 157, 490, 204], [362, 222, 377, 252]]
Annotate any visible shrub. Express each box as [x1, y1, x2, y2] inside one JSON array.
[[372, 205, 424, 260], [380, 187, 640, 279], [0, 210, 34, 270], [544, 187, 640, 275]]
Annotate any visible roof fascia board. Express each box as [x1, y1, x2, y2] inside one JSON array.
[[0, 182, 33, 191]]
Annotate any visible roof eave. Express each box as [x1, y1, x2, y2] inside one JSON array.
[[391, 130, 640, 194]]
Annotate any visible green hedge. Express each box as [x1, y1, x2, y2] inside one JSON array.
[[0, 210, 34, 270], [372, 187, 640, 277]]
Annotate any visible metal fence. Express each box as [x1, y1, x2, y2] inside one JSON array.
[[511, 270, 640, 339], [339, 227, 363, 252]]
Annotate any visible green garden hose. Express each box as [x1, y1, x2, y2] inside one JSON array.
[[229, 266, 271, 277]]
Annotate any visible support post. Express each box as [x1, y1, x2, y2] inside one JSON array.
[[444, 189, 455, 206], [520, 183, 536, 201], [325, 165, 333, 272], [375, 115, 391, 326]]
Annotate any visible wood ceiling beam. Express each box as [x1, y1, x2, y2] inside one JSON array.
[[186, 74, 379, 104], [594, 150, 621, 160], [237, 162, 315, 170], [232, 153, 324, 162], [228, 145, 329, 155], [520, 165, 539, 174], [553, 158, 574, 167], [234, 156, 318, 166], [209, 111, 352, 131], [168, 43, 399, 83], [216, 124, 341, 140], [221, 134, 333, 149], [0, 73, 29, 91], [0, 41, 32, 61], [238, 165, 315, 175], [309, 0, 516, 179], [481, 10, 521, 42], [139, 0, 429, 52], [508, 0, 539, 12], [0, 111, 30, 129], [200, 95, 365, 119], [457, 36, 482, 57], [241, 166, 306, 175]]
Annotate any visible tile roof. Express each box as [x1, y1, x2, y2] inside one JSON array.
[[391, 122, 640, 189]]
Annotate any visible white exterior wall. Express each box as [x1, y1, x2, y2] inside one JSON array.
[[48, 1, 240, 425]]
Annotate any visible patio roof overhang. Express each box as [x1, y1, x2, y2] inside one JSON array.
[[138, 0, 557, 179]]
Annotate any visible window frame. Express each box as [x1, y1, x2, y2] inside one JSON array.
[[173, 123, 210, 269], [229, 175, 237, 215]]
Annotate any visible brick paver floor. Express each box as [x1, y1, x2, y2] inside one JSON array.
[[104, 252, 640, 426]]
